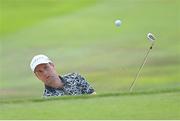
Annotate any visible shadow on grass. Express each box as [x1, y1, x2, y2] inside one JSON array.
[[1, 88, 180, 104]]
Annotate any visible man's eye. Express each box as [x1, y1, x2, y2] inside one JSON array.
[[44, 66, 48, 70]]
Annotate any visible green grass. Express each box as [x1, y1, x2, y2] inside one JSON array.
[[1, 89, 180, 119], [0, 0, 97, 36], [0, 0, 179, 119]]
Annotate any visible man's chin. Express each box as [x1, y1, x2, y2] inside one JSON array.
[[45, 79, 54, 85]]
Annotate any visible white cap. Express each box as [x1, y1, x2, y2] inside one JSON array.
[[30, 54, 52, 72]]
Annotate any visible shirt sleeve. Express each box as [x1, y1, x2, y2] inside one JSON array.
[[76, 73, 95, 94]]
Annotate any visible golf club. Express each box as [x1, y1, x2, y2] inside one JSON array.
[[129, 33, 156, 92]]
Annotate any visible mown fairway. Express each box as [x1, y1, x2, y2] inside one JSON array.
[[0, 0, 179, 119]]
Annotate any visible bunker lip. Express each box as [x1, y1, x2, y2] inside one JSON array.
[[0, 88, 179, 104]]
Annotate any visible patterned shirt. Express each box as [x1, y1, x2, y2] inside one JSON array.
[[43, 73, 95, 97]]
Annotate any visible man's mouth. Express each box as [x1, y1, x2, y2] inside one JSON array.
[[47, 76, 56, 81], [46, 76, 50, 80]]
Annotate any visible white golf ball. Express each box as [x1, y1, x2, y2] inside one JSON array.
[[115, 19, 122, 27]]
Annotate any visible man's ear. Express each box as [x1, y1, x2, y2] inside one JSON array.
[[34, 72, 39, 78], [34, 72, 42, 81]]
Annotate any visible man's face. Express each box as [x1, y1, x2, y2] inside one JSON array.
[[34, 63, 59, 85]]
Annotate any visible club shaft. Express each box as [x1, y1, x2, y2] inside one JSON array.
[[129, 43, 153, 92]]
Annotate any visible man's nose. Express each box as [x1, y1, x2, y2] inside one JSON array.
[[42, 70, 49, 77]]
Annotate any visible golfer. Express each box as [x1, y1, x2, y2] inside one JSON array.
[[30, 54, 96, 97]]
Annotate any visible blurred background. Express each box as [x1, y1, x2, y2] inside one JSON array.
[[0, 0, 179, 99]]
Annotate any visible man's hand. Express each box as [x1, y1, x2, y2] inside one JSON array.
[[91, 92, 96, 95]]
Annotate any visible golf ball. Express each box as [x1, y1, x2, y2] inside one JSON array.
[[115, 19, 122, 27]]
